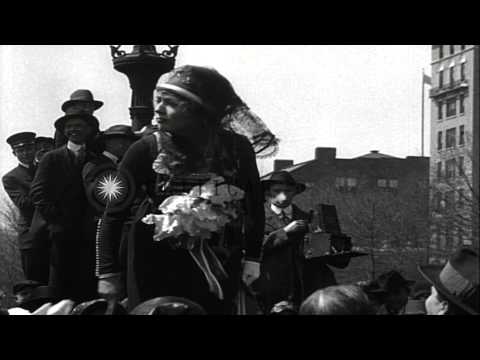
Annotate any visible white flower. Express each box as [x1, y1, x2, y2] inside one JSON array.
[[158, 195, 195, 214], [210, 184, 244, 205], [189, 177, 244, 205]]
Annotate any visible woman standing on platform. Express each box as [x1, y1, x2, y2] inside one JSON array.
[[97, 65, 279, 314]]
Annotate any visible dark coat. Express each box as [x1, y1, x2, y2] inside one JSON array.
[[253, 203, 352, 311], [82, 153, 118, 217], [253, 203, 309, 312], [30, 146, 97, 301], [98, 131, 265, 313], [2, 165, 36, 249]]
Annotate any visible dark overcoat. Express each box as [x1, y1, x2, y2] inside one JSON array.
[[2, 165, 36, 249], [3, 164, 51, 283], [30, 146, 97, 302], [252, 204, 309, 312], [98, 130, 265, 313]]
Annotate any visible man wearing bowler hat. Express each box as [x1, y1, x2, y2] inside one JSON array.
[[82, 125, 139, 295], [2, 132, 51, 283], [54, 89, 103, 150], [252, 171, 311, 313], [418, 247, 479, 315], [30, 110, 100, 302]]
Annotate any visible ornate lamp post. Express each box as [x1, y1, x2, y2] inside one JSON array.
[[110, 45, 179, 131]]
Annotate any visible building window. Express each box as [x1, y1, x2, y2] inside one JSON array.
[[439, 46, 444, 59], [437, 162, 442, 179], [446, 98, 457, 117], [449, 45, 455, 55], [437, 131, 443, 150], [377, 179, 387, 188], [460, 63, 466, 81], [459, 125, 465, 145], [449, 66, 455, 84], [438, 101, 443, 120], [389, 179, 398, 188], [336, 177, 357, 192], [460, 45, 466, 51], [459, 94, 465, 114], [446, 158, 456, 178], [446, 128, 456, 148], [438, 70, 444, 88], [458, 156, 464, 176]]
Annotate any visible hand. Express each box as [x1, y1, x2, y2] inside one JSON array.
[[283, 220, 308, 234], [98, 274, 124, 301], [242, 260, 260, 286]]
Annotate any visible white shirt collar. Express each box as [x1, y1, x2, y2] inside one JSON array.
[[102, 151, 119, 164], [270, 203, 292, 217], [67, 141, 86, 153], [18, 161, 31, 169]]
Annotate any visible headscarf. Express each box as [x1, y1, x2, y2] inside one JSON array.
[[157, 65, 280, 158]]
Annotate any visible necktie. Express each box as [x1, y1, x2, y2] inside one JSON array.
[[75, 148, 86, 166], [280, 210, 290, 225]]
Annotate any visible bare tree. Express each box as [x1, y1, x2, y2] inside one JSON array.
[[0, 194, 24, 308], [429, 132, 479, 259], [295, 177, 430, 280]]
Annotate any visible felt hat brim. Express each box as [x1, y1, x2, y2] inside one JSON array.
[[261, 180, 306, 194], [61, 99, 103, 112], [54, 113, 99, 132], [417, 265, 478, 315]]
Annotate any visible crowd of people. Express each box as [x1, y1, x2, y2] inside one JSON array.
[[2, 65, 479, 315]]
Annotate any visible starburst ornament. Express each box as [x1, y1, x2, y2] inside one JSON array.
[[97, 173, 125, 202]]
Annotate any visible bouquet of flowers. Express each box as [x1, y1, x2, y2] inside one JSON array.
[[142, 176, 245, 247]]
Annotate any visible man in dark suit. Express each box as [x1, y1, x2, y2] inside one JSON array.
[[54, 89, 102, 151], [2, 132, 50, 283], [253, 171, 352, 313], [252, 171, 310, 313], [30, 111, 99, 302]]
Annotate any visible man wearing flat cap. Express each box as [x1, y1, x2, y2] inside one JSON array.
[[31, 110, 100, 302], [418, 247, 479, 315], [2, 132, 50, 282], [54, 89, 103, 151]]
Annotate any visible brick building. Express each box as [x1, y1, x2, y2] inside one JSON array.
[[429, 45, 480, 251], [270, 148, 430, 249], [266, 148, 431, 280]]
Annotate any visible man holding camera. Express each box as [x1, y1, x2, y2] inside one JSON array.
[[252, 171, 310, 313]]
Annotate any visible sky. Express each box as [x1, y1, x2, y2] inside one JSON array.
[[0, 45, 432, 202]]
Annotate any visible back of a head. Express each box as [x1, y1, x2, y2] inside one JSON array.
[[299, 285, 376, 315]]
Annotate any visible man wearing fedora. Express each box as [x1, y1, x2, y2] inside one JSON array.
[[418, 247, 479, 315], [252, 171, 311, 313], [54, 89, 103, 151], [82, 125, 139, 293], [30, 110, 100, 302], [2, 132, 50, 283]]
